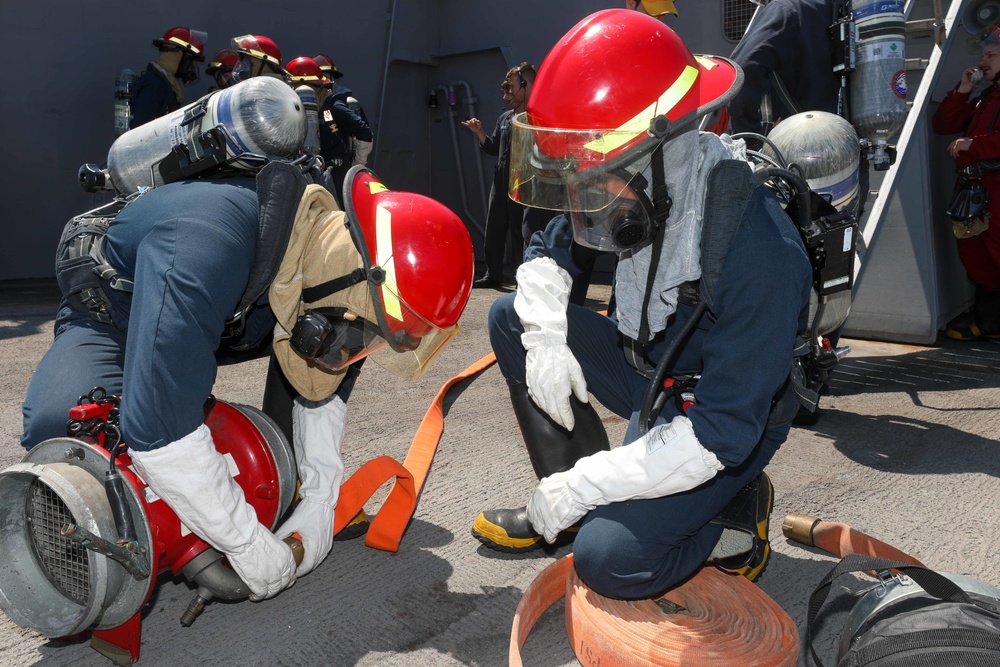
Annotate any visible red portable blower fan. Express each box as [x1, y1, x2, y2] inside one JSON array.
[[0, 390, 297, 664]]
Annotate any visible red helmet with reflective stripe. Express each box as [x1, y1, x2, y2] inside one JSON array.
[[231, 34, 282, 66], [346, 166, 473, 334], [525, 9, 740, 172], [153, 26, 206, 60], [285, 57, 331, 86], [312, 53, 345, 79], [206, 49, 238, 74]]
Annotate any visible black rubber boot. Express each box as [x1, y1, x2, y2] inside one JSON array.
[[706, 472, 774, 582], [473, 378, 610, 553]]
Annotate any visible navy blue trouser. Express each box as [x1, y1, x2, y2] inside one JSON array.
[[21, 301, 127, 448], [488, 293, 784, 599]]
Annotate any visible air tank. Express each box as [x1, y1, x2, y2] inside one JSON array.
[[764, 111, 861, 213], [107, 76, 306, 194], [764, 111, 861, 336], [295, 85, 321, 155], [113, 69, 139, 137], [849, 0, 907, 162]]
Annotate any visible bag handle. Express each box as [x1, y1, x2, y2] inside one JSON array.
[[806, 553, 988, 666]]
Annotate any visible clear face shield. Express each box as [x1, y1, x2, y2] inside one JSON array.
[[508, 113, 659, 252]]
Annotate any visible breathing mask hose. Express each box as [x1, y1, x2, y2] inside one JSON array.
[[638, 301, 707, 435]]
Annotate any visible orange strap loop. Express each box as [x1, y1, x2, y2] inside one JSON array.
[[334, 353, 497, 552], [511, 555, 800, 667]]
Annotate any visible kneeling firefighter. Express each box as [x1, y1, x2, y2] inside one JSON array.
[[471, 9, 814, 598], [23, 164, 474, 600]]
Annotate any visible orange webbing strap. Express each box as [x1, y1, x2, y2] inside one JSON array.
[[333, 352, 498, 552], [511, 554, 800, 667], [782, 513, 925, 567], [400, 352, 497, 495]]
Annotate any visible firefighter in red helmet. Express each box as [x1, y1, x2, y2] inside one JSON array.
[[471, 10, 814, 601], [232, 34, 288, 83], [299, 53, 374, 206], [132, 26, 207, 127], [24, 164, 473, 601], [206, 48, 238, 92]]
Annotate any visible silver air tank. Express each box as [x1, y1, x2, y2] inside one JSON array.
[[295, 85, 321, 155], [849, 0, 907, 169], [765, 111, 861, 213], [107, 77, 306, 194], [764, 111, 860, 336]]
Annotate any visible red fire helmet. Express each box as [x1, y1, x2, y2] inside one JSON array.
[[154, 26, 207, 60], [285, 56, 331, 87], [231, 34, 282, 66], [512, 9, 741, 180], [342, 166, 473, 380], [206, 49, 238, 74], [312, 53, 345, 79]]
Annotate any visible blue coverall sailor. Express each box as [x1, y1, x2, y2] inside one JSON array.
[[485, 185, 811, 599]]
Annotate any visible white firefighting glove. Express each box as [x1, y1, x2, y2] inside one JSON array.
[[276, 395, 346, 575], [526, 415, 724, 542], [352, 139, 373, 166], [515, 257, 588, 431], [129, 425, 296, 600]]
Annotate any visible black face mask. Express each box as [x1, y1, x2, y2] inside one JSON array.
[[289, 308, 419, 372], [291, 308, 371, 370], [177, 54, 200, 84]]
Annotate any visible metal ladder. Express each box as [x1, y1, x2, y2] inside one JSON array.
[[843, 0, 979, 343]]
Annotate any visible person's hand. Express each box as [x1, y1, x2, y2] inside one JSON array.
[[128, 424, 297, 601], [526, 471, 585, 543], [949, 137, 973, 158], [958, 66, 981, 94], [227, 527, 298, 601], [524, 344, 588, 430], [275, 395, 347, 576], [461, 118, 486, 143], [514, 257, 584, 430], [275, 498, 334, 576]]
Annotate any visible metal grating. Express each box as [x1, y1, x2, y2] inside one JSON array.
[[723, 0, 759, 42], [26, 480, 90, 606]]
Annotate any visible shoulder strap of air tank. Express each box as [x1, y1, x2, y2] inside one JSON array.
[[234, 161, 308, 316], [698, 159, 758, 313]]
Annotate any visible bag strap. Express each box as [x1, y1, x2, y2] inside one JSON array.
[[806, 553, 988, 667]]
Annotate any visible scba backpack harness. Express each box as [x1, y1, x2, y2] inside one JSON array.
[[56, 160, 316, 338]]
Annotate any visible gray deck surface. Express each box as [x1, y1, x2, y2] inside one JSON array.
[[0, 280, 997, 666]]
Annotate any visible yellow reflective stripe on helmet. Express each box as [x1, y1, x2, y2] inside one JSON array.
[[374, 204, 403, 322], [167, 36, 198, 54], [583, 64, 698, 155]]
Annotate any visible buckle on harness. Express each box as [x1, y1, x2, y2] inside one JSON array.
[[857, 570, 912, 600], [222, 309, 247, 340]]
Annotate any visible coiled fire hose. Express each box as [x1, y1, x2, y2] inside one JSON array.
[[510, 555, 800, 666]]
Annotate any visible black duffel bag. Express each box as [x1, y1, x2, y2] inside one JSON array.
[[807, 554, 1000, 666]]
